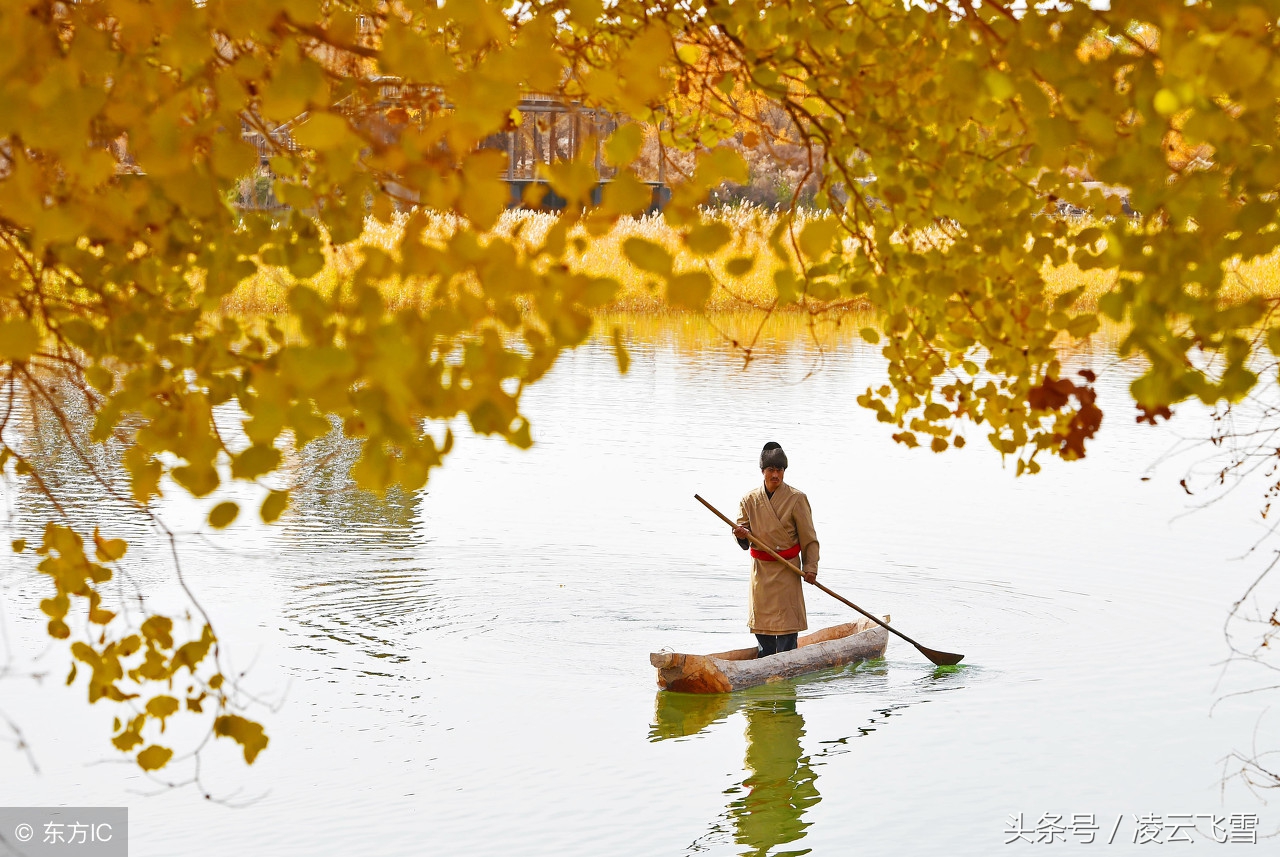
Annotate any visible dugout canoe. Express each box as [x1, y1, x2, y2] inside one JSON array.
[[650, 616, 889, 694]]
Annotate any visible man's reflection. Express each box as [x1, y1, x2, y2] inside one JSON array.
[[651, 662, 962, 855], [653, 687, 819, 856], [729, 688, 818, 856]]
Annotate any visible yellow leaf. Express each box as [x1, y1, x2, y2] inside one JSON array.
[[173, 463, 219, 498], [232, 443, 284, 479], [259, 51, 324, 122], [615, 27, 674, 109], [799, 218, 840, 259], [676, 44, 700, 64], [261, 490, 289, 524], [666, 271, 713, 309], [93, 528, 127, 562], [774, 268, 798, 303], [0, 318, 38, 361], [208, 134, 258, 180], [40, 594, 68, 619], [112, 727, 143, 752], [685, 222, 732, 256], [985, 71, 1015, 101], [622, 238, 673, 275], [137, 744, 173, 771], [1267, 327, 1280, 358], [1153, 89, 1180, 116], [292, 113, 349, 151], [86, 365, 114, 394], [603, 123, 645, 167], [461, 151, 510, 230], [141, 616, 174, 650], [611, 326, 630, 374], [208, 502, 239, 529], [214, 714, 270, 764], [601, 171, 653, 216], [695, 148, 749, 187], [123, 448, 163, 503], [545, 156, 599, 209], [381, 20, 457, 83], [173, 625, 214, 674], [145, 695, 180, 723]]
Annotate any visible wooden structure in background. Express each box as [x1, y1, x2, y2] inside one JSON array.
[[237, 82, 669, 213]]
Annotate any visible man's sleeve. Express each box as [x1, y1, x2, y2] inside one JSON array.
[[796, 494, 820, 573], [736, 496, 750, 551]]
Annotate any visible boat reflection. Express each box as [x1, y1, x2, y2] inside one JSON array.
[[650, 688, 744, 741], [651, 660, 965, 856]]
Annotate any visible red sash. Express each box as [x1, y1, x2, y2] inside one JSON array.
[[750, 544, 801, 561]]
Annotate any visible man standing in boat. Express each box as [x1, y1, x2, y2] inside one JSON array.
[[731, 442, 820, 658]]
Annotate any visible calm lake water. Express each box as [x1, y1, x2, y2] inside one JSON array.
[[2, 316, 1279, 855]]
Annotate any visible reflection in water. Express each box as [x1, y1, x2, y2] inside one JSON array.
[[654, 686, 816, 857], [273, 426, 441, 674], [649, 690, 742, 742], [6, 312, 1259, 856], [652, 662, 970, 857], [0, 377, 149, 544], [728, 688, 818, 857], [283, 421, 423, 550]]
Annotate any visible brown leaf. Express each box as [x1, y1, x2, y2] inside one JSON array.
[[1136, 404, 1173, 425]]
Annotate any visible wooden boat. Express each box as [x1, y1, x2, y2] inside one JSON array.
[[650, 616, 889, 694]]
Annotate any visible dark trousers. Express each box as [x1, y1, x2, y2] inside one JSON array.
[[755, 633, 799, 658]]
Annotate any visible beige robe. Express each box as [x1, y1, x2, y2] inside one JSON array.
[[736, 482, 820, 634]]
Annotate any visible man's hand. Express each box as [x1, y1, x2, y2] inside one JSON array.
[[803, 569, 817, 584], [733, 525, 750, 540]]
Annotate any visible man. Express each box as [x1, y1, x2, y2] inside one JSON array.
[[731, 442, 820, 658]]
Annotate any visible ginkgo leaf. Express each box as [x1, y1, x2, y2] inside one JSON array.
[[623, 238, 673, 276], [214, 715, 270, 764], [208, 502, 239, 529], [136, 744, 173, 771], [666, 271, 713, 309], [604, 124, 645, 167], [685, 222, 732, 256], [0, 319, 38, 362], [261, 491, 289, 524], [6, 0, 1280, 781]]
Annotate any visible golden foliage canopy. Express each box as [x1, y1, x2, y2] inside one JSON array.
[[3, 0, 1280, 774]]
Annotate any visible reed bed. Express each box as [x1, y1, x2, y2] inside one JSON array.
[[221, 208, 1280, 319], [222, 207, 803, 316]]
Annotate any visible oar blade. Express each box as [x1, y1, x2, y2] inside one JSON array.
[[918, 646, 964, 667]]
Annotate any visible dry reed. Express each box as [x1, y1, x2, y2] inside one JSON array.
[[221, 209, 1280, 319]]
